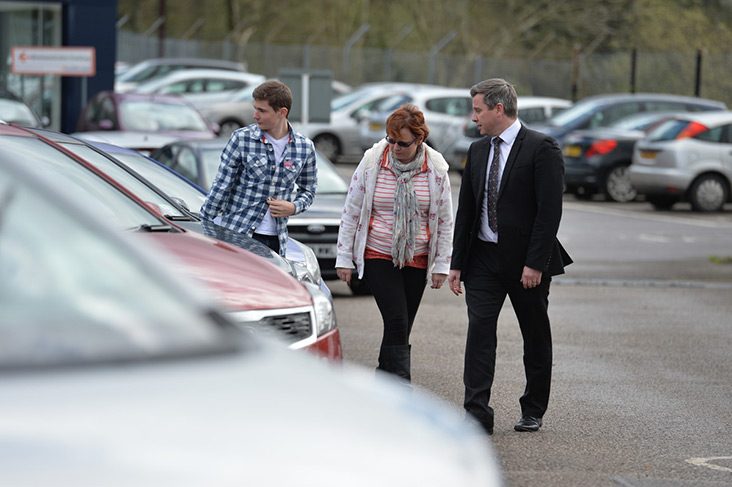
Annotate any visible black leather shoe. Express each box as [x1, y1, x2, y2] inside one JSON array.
[[514, 416, 542, 432], [479, 422, 494, 435], [464, 417, 493, 435]]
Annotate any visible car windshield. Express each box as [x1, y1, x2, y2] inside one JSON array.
[[376, 94, 412, 113], [115, 63, 159, 83], [119, 100, 210, 132], [545, 99, 604, 127], [331, 88, 379, 111], [315, 153, 349, 194], [58, 142, 188, 220], [114, 152, 207, 215], [0, 99, 39, 127], [0, 162, 227, 369], [0, 135, 164, 230]]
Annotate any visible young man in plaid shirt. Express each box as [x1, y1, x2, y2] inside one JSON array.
[[200, 80, 318, 256]]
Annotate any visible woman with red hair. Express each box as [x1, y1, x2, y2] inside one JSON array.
[[336, 104, 454, 385]]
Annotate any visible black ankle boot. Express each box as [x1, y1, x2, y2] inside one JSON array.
[[377, 344, 411, 382]]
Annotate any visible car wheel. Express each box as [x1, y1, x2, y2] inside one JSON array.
[[603, 165, 637, 203], [313, 134, 341, 161], [689, 174, 729, 212], [219, 119, 244, 135], [349, 276, 372, 296], [647, 195, 677, 211]]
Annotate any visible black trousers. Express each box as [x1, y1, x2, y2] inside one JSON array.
[[252, 233, 280, 254], [463, 239, 553, 427], [363, 258, 427, 346]]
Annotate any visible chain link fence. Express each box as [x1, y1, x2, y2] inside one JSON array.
[[118, 30, 732, 106]]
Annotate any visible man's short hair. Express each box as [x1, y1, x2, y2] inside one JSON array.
[[470, 78, 518, 118], [253, 80, 293, 117]]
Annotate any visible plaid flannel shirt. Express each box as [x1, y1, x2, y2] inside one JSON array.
[[199, 122, 317, 256]]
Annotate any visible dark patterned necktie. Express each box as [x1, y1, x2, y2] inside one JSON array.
[[487, 136, 502, 232]]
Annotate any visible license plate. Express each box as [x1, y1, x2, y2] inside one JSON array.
[[563, 145, 582, 158], [312, 244, 337, 258], [369, 122, 384, 131], [639, 150, 658, 160]]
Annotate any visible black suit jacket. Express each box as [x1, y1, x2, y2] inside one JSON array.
[[451, 124, 572, 281]]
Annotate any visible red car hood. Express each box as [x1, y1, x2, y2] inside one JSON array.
[[138, 231, 312, 311]]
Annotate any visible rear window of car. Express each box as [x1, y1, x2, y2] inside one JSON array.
[[646, 119, 692, 141]]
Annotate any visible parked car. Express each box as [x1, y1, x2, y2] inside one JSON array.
[[72, 137, 327, 291], [152, 138, 371, 294], [2, 121, 341, 359], [513, 96, 573, 124], [75, 91, 218, 152], [562, 111, 685, 202], [0, 88, 47, 128], [0, 155, 503, 487], [152, 137, 232, 191], [197, 84, 258, 136], [114, 57, 248, 93], [201, 79, 356, 137], [294, 82, 425, 161], [629, 111, 732, 212], [532, 93, 727, 148], [130, 68, 266, 110], [440, 96, 574, 172], [359, 85, 472, 152]]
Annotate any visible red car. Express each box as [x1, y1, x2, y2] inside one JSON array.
[[75, 91, 219, 152], [0, 121, 341, 361]]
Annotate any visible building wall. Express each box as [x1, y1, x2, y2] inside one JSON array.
[[1, 0, 116, 132]]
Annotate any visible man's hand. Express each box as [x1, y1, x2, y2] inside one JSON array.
[[520, 266, 543, 289], [267, 198, 296, 218], [448, 269, 462, 296]]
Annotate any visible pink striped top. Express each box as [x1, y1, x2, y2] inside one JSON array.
[[365, 152, 431, 263]]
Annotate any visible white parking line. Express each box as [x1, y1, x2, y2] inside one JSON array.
[[686, 456, 732, 473]]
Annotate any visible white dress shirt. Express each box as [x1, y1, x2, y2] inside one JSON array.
[[478, 119, 522, 243]]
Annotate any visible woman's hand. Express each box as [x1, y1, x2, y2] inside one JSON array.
[[336, 267, 352, 286], [431, 273, 447, 289]]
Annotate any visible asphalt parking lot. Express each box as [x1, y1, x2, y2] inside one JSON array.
[[330, 162, 732, 487]]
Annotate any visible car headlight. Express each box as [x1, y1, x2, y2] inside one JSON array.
[[289, 238, 322, 285], [303, 282, 337, 336]]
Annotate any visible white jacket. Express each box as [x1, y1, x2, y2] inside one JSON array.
[[336, 139, 454, 280]]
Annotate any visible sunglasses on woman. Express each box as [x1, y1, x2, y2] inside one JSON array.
[[385, 135, 418, 148]]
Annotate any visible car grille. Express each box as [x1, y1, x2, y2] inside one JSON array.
[[227, 307, 314, 346], [261, 312, 312, 343]]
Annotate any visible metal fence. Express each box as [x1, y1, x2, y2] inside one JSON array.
[[118, 30, 732, 106]]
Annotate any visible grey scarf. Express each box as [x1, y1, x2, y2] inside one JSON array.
[[388, 145, 425, 268]]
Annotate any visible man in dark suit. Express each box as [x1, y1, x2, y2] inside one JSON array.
[[448, 78, 572, 435]]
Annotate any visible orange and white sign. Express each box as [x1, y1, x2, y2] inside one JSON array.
[[11, 46, 96, 77]]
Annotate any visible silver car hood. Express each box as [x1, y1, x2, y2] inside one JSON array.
[[0, 342, 501, 486]]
